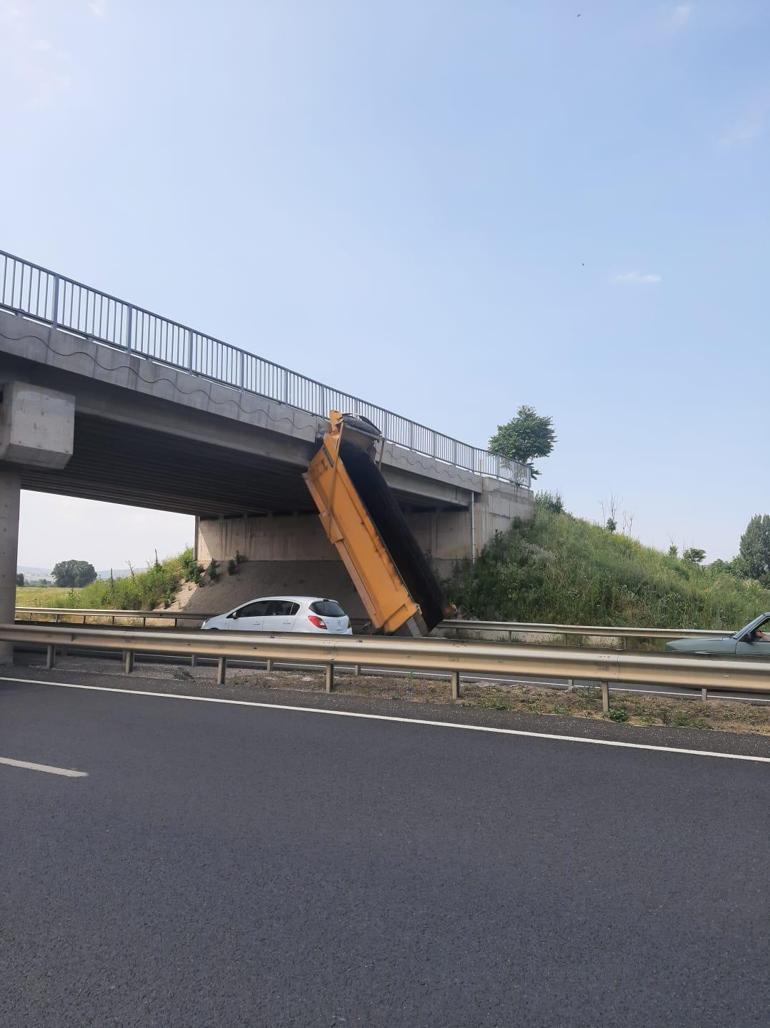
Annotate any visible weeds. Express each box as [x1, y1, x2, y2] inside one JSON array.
[[447, 507, 770, 629], [43, 549, 193, 611]]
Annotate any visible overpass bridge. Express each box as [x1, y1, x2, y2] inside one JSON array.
[[0, 250, 533, 650]]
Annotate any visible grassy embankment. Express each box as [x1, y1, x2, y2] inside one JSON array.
[[16, 549, 195, 612], [18, 506, 770, 632], [446, 501, 770, 630], [16, 586, 74, 606]]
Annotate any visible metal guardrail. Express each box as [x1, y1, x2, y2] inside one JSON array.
[[16, 608, 730, 643], [439, 619, 729, 641], [3, 623, 769, 709], [0, 249, 530, 486], [15, 606, 211, 628]]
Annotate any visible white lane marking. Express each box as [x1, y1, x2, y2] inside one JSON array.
[[2, 675, 770, 765], [0, 755, 88, 778]]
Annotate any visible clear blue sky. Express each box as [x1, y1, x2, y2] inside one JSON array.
[[3, 0, 769, 569]]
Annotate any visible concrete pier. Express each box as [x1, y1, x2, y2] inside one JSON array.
[[0, 468, 21, 664], [0, 381, 75, 662]]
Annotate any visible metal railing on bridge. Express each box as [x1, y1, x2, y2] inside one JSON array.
[[0, 249, 530, 487]]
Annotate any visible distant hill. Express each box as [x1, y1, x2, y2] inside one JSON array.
[[17, 566, 52, 581]]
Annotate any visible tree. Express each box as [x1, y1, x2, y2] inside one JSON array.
[[51, 559, 98, 588], [683, 548, 706, 565], [16, 572, 24, 586], [488, 405, 556, 479], [739, 515, 770, 581]]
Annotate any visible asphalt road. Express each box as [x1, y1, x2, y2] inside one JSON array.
[[2, 674, 769, 1027]]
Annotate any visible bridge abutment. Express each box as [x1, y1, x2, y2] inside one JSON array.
[[192, 478, 532, 617]]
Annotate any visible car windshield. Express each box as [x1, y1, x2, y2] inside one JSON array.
[[736, 615, 770, 639]]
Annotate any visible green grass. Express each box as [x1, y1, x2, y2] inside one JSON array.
[[16, 586, 75, 607], [17, 549, 195, 612], [446, 505, 770, 630]]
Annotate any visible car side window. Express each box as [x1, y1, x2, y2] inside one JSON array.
[[265, 601, 300, 616], [235, 601, 269, 618]]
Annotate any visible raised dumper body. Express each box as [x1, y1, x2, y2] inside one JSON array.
[[303, 412, 448, 635]]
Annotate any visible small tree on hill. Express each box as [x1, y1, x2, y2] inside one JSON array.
[[739, 515, 770, 582], [16, 572, 24, 586], [488, 405, 556, 479], [52, 559, 98, 588], [683, 547, 706, 565]]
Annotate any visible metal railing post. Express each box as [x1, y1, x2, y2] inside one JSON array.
[[217, 656, 227, 685], [450, 670, 461, 701], [125, 306, 133, 353], [123, 651, 134, 674], [51, 275, 60, 328], [601, 681, 610, 713], [46, 645, 55, 669], [325, 664, 334, 693], [187, 329, 194, 371]]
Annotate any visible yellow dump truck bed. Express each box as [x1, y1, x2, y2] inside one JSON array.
[[303, 413, 446, 635]]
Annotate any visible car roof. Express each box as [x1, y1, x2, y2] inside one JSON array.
[[235, 596, 342, 604]]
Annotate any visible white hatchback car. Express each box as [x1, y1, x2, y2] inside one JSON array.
[[200, 596, 352, 635]]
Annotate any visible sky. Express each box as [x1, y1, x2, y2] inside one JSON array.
[[2, 0, 769, 571]]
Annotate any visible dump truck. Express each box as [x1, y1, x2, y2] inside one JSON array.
[[303, 411, 450, 636]]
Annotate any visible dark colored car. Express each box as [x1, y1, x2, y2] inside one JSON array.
[[665, 612, 770, 658]]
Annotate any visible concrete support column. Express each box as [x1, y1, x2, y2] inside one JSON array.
[[0, 468, 21, 665]]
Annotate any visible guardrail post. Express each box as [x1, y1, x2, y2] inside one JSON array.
[[45, 645, 55, 670], [187, 329, 194, 371], [217, 656, 227, 685], [701, 688, 708, 701], [125, 306, 133, 353], [265, 658, 273, 672], [325, 663, 334, 693], [123, 650, 134, 674], [354, 663, 362, 676], [450, 670, 461, 701], [190, 654, 197, 668], [601, 681, 610, 713]]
